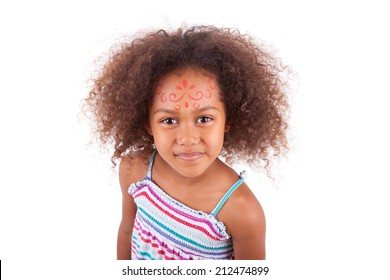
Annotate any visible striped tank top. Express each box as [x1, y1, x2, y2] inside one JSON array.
[[128, 150, 246, 260]]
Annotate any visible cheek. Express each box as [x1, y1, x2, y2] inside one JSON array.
[[151, 127, 172, 145], [206, 126, 226, 145]]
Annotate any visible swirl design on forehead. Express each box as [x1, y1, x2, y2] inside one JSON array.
[[155, 78, 216, 110]]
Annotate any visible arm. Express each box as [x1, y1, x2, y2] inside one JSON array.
[[117, 189, 136, 260], [116, 155, 144, 260], [222, 184, 266, 260]]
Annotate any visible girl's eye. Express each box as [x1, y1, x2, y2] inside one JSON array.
[[162, 118, 177, 125], [197, 116, 213, 123]]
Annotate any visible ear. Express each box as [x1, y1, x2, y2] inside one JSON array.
[[145, 120, 153, 136], [224, 123, 231, 133], [147, 126, 153, 136]]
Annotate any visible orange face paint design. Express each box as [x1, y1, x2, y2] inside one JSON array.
[[156, 78, 217, 110]]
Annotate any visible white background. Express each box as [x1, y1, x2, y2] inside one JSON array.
[[1, 0, 389, 279]]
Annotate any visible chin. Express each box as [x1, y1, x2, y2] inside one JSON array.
[[170, 161, 210, 179]]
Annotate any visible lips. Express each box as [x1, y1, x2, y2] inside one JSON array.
[[175, 152, 204, 161]]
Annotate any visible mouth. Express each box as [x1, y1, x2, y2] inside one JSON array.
[[175, 152, 204, 161]]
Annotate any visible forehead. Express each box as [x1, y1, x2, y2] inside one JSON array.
[[153, 68, 222, 111], [159, 67, 216, 86]]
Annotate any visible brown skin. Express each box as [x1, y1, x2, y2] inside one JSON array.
[[117, 152, 266, 260], [116, 154, 147, 260], [221, 180, 266, 259]]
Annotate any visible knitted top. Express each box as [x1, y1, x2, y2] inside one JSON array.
[[128, 150, 246, 260]]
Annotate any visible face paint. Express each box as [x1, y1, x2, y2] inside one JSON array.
[[156, 78, 216, 111]]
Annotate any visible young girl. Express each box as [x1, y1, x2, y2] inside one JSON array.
[[85, 25, 289, 260]]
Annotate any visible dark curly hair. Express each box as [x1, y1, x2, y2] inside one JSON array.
[[84, 25, 289, 169]]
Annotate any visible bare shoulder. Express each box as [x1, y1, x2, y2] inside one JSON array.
[[221, 182, 265, 233], [117, 151, 149, 260], [218, 181, 266, 259], [118, 151, 149, 194]]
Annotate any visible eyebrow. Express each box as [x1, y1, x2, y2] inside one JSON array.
[[153, 106, 220, 115]]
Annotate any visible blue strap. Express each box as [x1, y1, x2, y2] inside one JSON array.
[[211, 171, 247, 216], [146, 149, 157, 179]]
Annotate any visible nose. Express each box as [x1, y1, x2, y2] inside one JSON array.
[[176, 124, 200, 146]]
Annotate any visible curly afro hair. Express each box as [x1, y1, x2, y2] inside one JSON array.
[[84, 25, 289, 169]]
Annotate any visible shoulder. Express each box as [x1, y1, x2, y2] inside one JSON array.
[[219, 181, 266, 259], [221, 182, 265, 234], [219, 179, 266, 248], [118, 151, 150, 194]]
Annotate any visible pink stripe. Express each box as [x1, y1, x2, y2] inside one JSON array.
[[133, 217, 229, 259], [132, 183, 224, 237], [134, 219, 201, 260], [133, 214, 232, 259], [134, 190, 220, 240], [134, 215, 229, 257]]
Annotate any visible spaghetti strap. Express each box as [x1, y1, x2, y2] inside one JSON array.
[[211, 171, 247, 216], [146, 149, 157, 179]]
